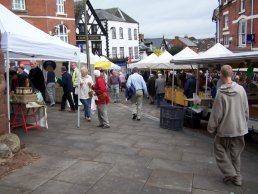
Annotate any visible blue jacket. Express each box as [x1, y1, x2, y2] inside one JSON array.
[[60, 71, 73, 93]]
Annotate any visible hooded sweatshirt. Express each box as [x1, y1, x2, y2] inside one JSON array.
[[207, 82, 249, 137]]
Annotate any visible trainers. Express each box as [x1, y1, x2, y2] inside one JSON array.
[[102, 125, 110, 129], [231, 176, 242, 186], [87, 118, 91, 122], [137, 118, 141, 121], [97, 124, 104, 127], [132, 114, 137, 120], [50, 103, 55, 107]]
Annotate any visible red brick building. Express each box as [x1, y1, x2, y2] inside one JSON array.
[[171, 36, 198, 53], [1, 0, 76, 45], [213, 0, 258, 52]]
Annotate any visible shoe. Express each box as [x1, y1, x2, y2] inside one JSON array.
[[87, 118, 91, 122], [50, 103, 55, 107], [231, 176, 242, 186], [114, 101, 117, 103], [223, 176, 233, 184], [97, 124, 104, 127], [132, 114, 137, 120], [102, 125, 110, 129]]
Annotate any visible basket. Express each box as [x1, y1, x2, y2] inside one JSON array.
[[160, 105, 184, 130], [12, 94, 37, 104]]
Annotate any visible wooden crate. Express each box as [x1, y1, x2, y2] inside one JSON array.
[[12, 94, 37, 104]]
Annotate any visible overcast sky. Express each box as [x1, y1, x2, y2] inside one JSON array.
[[91, 0, 219, 39]]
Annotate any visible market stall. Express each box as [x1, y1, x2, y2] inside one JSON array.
[[171, 43, 258, 131], [0, 4, 81, 132]]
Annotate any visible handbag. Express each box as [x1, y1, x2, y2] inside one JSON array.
[[88, 90, 94, 98], [98, 92, 107, 100]]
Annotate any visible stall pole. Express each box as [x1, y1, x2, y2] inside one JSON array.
[[196, 65, 200, 95], [5, 50, 10, 133], [68, 62, 71, 74], [172, 68, 175, 106], [205, 70, 209, 95], [77, 61, 81, 128]]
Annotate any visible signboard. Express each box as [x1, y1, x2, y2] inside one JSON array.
[[76, 35, 101, 41], [247, 34, 255, 44]]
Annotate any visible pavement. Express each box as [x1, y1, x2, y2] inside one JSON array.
[[0, 97, 258, 194]]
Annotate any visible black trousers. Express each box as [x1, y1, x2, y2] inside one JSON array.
[[73, 87, 78, 109], [61, 92, 75, 110]]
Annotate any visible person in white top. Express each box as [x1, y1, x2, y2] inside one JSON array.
[[75, 67, 94, 121]]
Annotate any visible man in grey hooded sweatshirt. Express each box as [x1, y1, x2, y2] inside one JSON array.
[[208, 65, 249, 186]]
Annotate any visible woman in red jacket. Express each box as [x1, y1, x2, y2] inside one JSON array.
[[93, 70, 110, 128]]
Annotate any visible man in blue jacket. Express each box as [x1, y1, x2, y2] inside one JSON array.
[[59, 66, 75, 112]]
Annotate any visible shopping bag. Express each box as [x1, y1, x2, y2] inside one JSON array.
[[91, 97, 97, 111]]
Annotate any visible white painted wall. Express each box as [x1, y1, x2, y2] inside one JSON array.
[[100, 20, 140, 62]]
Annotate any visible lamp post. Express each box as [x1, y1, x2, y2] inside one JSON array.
[[84, 0, 92, 76]]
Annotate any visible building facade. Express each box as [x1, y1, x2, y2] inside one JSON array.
[[213, 0, 258, 51], [1, 0, 76, 45], [171, 36, 198, 52], [96, 8, 140, 65]]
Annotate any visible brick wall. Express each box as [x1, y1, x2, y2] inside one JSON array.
[[219, 0, 258, 51], [1, 0, 76, 45]]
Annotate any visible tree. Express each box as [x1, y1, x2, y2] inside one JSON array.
[[153, 49, 162, 56], [169, 46, 184, 56], [74, 0, 85, 26]]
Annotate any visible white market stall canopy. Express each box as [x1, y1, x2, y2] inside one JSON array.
[[0, 4, 80, 61], [95, 55, 121, 70], [172, 47, 198, 69], [170, 43, 258, 65], [80, 53, 95, 64], [150, 50, 174, 69], [129, 53, 158, 69]]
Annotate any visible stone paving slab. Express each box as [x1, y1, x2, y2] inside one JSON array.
[[30, 180, 90, 194], [54, 161, 111, 186], [86, 175, 144, 194], [140, 185, 190, 194], [192, 188, 228, 194], [146, 169, 193, 192], [138, 148, 182, 161], [0, 185, 30, 194]]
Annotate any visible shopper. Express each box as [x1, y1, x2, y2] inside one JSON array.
[[109, 70, 120, 103], [184, 73, 196, 99], [45, 65, 56, 107], [76, 67, 94, 121], [147, 74, 156, 104], [126, 67, 148, 121], [155, 73, 165, 107], [29, 61, 46, 101], [17, 66, 28, 87], [208, 65, 249, 186], [59, 66, 76, 112], [93, 70, 110, 128], [71, 62, 79, 109]]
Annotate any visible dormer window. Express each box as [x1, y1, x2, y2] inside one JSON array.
[[56, 0, 65, 14], [12, 0, 25, 10]]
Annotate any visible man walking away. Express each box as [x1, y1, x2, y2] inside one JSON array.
[[59, 66, 76, 112], [109, 70, 120, 103], [208, 65, 249, 186], [147, 74, 156, 104], [126, 67, 148, 121], [155, 73, 165, 107]]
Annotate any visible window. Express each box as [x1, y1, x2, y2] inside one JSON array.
[[111, 27, 116, 39], [120, 47, 124, 59], [134, 47, 139, 59], [240, 0, 245, 12], [223, 35, 229, 47], [129, 47, 133, 58], [92, 24, 98, 35], [128, 28, 132, 40], [224, 14, 229, 29], [57, 25, 68, 43], [112, 47, 117, 58], [119, 27, 123, 39], [56, 0, 65, 14], [134, 29, 137, 40], [12, 0, 25, 10], [238, 19, 247, 46]]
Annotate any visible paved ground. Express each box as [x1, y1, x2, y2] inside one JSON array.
[[1, 97, 258, 194]]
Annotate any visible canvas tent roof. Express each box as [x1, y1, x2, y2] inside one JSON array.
[[172, 47, 198, 69], [80, 53, 95, 64], [0, 4, 80, 61], [129, 53, 158, 69]]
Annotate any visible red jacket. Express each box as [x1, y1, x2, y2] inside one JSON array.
[[94, 77, 110, 104]]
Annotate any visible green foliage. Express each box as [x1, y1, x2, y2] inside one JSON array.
[[153, 49, 162, 56], [169, 46, 184, 56]]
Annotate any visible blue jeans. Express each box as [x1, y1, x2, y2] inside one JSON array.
[[80, 98, 91, 118], [156, 93, 165, 107]]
